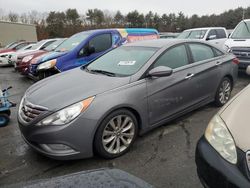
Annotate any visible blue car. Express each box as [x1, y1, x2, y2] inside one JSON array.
[[29, 28, 159, 79]]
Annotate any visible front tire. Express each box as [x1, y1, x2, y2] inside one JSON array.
[[215, 77, 232, 107], [94, 109, 138, 159]]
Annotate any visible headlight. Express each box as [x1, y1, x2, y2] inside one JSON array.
[[18, 96, 25, 116], [22, 55, 34, 63], [37, 59, 57, 70], [205, 115, 237, 164], [223, 45, 232, 53], [37, 96, 95, 126]]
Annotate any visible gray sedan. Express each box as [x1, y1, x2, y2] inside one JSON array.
[[18, 39, 238, 160]]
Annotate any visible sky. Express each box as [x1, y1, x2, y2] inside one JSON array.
[[0, 0, 249, 16]]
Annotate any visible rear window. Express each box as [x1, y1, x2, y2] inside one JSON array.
[[189, 43, 215, 62], [216, 29, 227, 39]]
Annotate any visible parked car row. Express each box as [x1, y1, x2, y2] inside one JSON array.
[[1, 21, 250, 187], [0, 28, 159, 80]]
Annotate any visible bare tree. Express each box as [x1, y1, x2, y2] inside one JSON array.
[[8, 12, 18, 22]]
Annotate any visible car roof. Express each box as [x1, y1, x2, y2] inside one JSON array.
[[184, 27, 226, 31], [123, 39, 210, 48], [76, 28, 159, 36]]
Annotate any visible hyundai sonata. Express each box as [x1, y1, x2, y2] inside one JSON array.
[[18, 39, 238, 160]]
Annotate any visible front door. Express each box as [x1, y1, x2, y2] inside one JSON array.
[[76, 33, 113, 67], [146, 44, 198, 125]]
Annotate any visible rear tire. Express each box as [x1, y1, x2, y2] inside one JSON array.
[[94, 109, 138, 159], [0, 113, 10, 127], [215, 77, 232, 107]]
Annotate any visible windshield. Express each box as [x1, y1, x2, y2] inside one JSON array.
[[44, 39, 65, 51], [177, 30, 207, 39], [55, 33, 90, 52], [30, 40, 46, 50], [231, 21, 250, 39], [86, 46, 158, 77]]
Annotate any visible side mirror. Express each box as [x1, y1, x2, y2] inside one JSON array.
[[147, 66, 173, 78], [228, 33, 231, 38], [206, 35, 216, 41]]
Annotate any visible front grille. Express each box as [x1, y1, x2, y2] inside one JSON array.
[[20, 99, 48, 123], [232, 47, 250, 59]]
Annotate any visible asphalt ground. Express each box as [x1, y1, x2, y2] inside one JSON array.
[[0, 66, 249, 188]]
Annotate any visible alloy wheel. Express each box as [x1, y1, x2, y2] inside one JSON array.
[[218, 79, 231, 104], [102, 115, 135, 155]]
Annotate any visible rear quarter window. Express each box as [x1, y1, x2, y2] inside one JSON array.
[[213, 47, 224, 57], [189, 43, 215, 62]]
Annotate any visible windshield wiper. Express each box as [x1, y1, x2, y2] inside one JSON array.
[[88, 69, 116, 77]]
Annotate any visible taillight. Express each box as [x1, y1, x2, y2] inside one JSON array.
[[233, 58, 239, 65]]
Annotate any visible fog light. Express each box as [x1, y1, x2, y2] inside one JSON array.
[[40, 144, 76, 154]]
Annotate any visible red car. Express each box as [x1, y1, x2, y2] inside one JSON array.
[[0, 41, 33, 54], [15, 39, 65, 75]]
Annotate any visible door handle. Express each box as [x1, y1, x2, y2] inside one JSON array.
[[216, 61, 222, 66], [185, 73, 194, 79]]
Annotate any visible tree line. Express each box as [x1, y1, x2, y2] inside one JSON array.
[[0, 7, 250, 40]]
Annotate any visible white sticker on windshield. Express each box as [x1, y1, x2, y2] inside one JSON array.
[[118, 61, 136, 66]]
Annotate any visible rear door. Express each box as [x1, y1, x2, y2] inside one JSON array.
[[146, 44, 200, 126], [187, 43, 222, 102]]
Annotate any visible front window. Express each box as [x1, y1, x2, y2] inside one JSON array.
[[86, 46, 158, 77], [55, 32, 91, 52], [231, 21, 250, 39], [153, 45, 189, 69], [177, 30, 207, 39]]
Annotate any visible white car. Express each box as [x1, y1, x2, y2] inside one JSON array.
[[11, 39, 58, 66], [0, 44, 34, 66], [177, 27, 228, 49], [224, 19, 250, 72]]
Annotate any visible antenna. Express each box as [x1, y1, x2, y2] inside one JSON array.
[[242, 9, 245, 20]]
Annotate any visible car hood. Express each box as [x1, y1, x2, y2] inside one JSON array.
[[225, 38, 250, 48], [38, 51, 67, 64], [25, 68, 130, 111], [219, 84, 250, 152]]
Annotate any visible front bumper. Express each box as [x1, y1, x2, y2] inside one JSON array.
[[16, 62, 30, 75], [196, 136, 250, 188], [18, 115, 99, 160], [0, 57, 9, 66]]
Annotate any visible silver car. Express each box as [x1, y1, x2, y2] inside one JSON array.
[[18, 39, 238, 160]]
